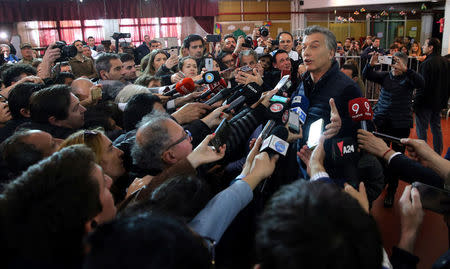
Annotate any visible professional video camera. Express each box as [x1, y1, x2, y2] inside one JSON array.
[[112, 32, 131, 40], [52, 41, 77, 62]]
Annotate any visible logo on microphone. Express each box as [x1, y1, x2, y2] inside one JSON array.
[[275, 141, 286, 152], [204, 73, 215, 83], [352, 103, 359, 114], [337, 141, 344, 156], [270, 103, 283, 113], [336, 140, 355, 156]]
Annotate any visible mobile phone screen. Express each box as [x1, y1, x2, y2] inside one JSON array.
[[274, 75, 290, 90], [307, 118, 323, 148], [205, 58, 213, 71], [270, 95, 288, 104], [412, 182, 450, 214], [209, 119, 230, 152]]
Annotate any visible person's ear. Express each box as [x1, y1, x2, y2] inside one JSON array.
[[161, 150, 177, 165], [329, 49, 335, 60], [84, 219, 98, 234], [19, 108, 31, 118], [99, 70, 108, 80], [48, 116, 58, 126]]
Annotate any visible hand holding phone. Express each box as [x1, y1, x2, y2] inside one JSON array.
[[209, 118, 230, 152]]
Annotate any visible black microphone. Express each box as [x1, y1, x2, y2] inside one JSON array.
[[260, 125, 289, 157], [223, 83, 262, 113], [330, 137, 360, 186], [204, 85, 238, 106]]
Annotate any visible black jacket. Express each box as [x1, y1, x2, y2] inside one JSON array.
[[18, 121, 77, 139], [0, 118, 29, 143], [415, 53, 450, 111], [363, 64, 425, 128]]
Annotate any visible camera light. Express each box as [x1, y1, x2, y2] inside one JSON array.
[[0, 32, 8, 39]]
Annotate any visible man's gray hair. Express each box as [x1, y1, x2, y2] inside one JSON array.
[[131, 111, 172, 174], [393, 52, 408, 65], [95, 53, 120, 75], [238, 49, 258, 67], [304, 25, 337, 53]]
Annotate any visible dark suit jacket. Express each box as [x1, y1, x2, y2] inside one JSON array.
[[389, 153, 444, 188]]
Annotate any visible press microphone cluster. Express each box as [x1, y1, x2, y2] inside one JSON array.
[[348, 97, 373, 130], [223, 83, 262, 113], [197, 78, 227, 101], [162, 78, 196, 97]]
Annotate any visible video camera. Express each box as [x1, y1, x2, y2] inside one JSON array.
[[52, 41, 77, 62], [112, 32, 131, 40]]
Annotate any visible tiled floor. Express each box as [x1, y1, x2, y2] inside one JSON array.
[[372, 116, 450, 269]]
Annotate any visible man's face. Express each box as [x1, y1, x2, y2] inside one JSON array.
[[98, 133, 125, 180], [74, 41, 83, 53], [164, 119, 193, 162], [58, 93, 86, 129], [422, 39, 432, 55], [188, 40, 204, 59], [340, 68, 356, 81], [87, 38, 95, 47], [373, 39, 380, 48], [302, 33, 333, 74], [121, 60, 137, 81], [240, 55, 257, 69], [144, 36, 151, 43], [104, 58, 123, 81], [2, 46, 10, 55], [258, 56, 271, 70], [82, 47, 92, 57], [21, 47, 33, 59], [366, 36, 372, 44], [279, 33, 293, 52], [22, 130, 62, 157], [91, 164, 116, 224], [344, 39, 351, 48], [61, 65, 72, 73], [150, 42, 161, 50], [273, 52, 291, 72], [221, 54, 235, 69], [223, 37, 236, 52]]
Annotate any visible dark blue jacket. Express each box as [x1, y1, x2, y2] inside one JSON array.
[[362, 63, 425, 128], [293, 60, 362, 140]]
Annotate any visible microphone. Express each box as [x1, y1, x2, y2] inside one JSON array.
[[197, 78, 227, 101], [204, 84, 239, 106], [348, 97, 373, 130], [260, 125, 289, 157], [290, 94, 309, 125], [195, 71, 221, 85], [164, 78, 195, 96], [223, 83, 262, 113], [330, 136, 360, 186]]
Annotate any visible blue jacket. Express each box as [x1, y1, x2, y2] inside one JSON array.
[[362, 63, 425, 128], [293, 60, 362, 141]]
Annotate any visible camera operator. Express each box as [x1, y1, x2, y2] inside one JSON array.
[[68, 40, 98, 79]]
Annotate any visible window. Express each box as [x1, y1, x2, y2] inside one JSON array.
[[119, 17, 181, 46], [17, 19, 104, 48]]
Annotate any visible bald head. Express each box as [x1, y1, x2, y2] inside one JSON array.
[[71, 78, 94, 102]]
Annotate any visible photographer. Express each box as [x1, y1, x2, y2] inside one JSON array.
[[362, 52, 425, 207], [68, 40, 98, 79]]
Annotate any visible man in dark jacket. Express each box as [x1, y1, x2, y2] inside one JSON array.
[[293, 25, 362, 180], [363, 51, 425, 207], [414, 37, 449, 155]]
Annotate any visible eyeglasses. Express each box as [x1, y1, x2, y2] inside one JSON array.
[[165, 129, 192, 150], [83, 130, 100, 141]]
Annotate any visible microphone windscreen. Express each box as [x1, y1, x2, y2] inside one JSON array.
[[269, 125, 289, 141], [175, 78, 195, 95], [202, 71, 220, 84], [348, 97, 373, 122]]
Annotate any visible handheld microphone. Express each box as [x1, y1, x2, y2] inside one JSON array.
[[223, 83, 262, 113], [195, 71, 220, 85], [268, 101, 289, 125], [290, 94, 309, 125], [260, 125, 289, 157], [174, 77, 196, 95], [330, 136, 360, 186], [348, 97, 373, 130], [204, 84, 238, 106], [197, 78, 227, 101]]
